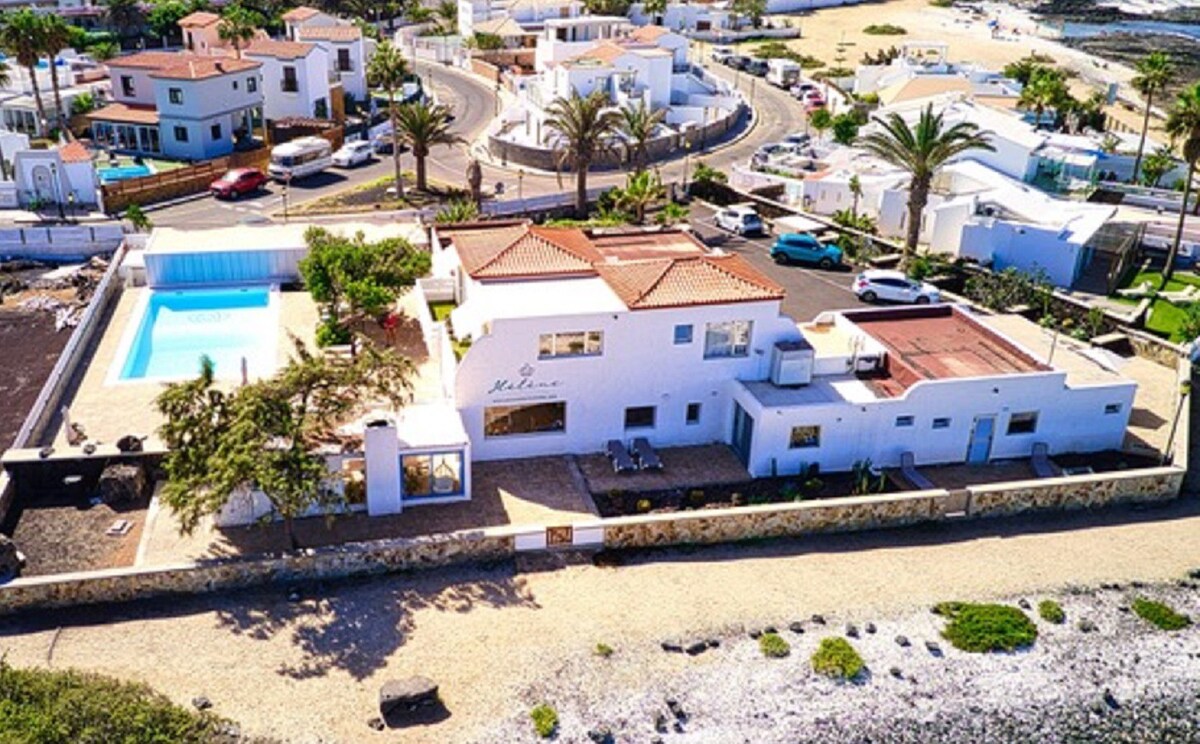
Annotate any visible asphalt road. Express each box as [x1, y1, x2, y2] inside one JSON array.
[[148, 58, 808, 227], [688, 202, 863, 323]]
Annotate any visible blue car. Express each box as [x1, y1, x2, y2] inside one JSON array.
[[770, 232, 843, 269]]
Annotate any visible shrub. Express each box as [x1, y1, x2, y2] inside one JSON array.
[[938, 602, 1038, 652], [811, 637, 864, 680], [687, 489, 706, 508], [635, 498, 652, 513], [1038, 599, 1066, 624], [315, 317, 351, 347], [759, 632, 791, 658], [863, 23, 907, 35], [594, 642, 614, 657], [803, 477, 823, 494], [929, 0, 954, 6], [1132, 597, 1192, 631], [530, 703, 559, 738], [0, 661, 236, 743]]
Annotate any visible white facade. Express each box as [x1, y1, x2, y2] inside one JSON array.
[[0, 134, 101, 209], [245, 43, 332, 121]]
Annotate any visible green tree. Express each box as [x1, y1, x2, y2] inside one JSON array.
[[435, 0, 456, 32], [831, 112, 860, 145], [435, 198, 480, 223], [583, 0, 631, 15], [1018, 67, 1068, 129], [808, 107, 833, 141], [1131, 51, 1175, 183], [70, 90, 97, 116], [298, 226, 431, 348], [40, 16, 74, 132], [848, 173, 862, 219], [544, 89, 621, 218], [146, 0, 193, 44], [103, 0, 146, 40], [857, 102, 994, 261], [617, 99, 665, 173], [0, 10, 48, 134], [642, 0, 667, 21], [1002, 57, 1043, 85], [155, 342, 414, 549], [471, 32, 505, 50], [123, 203, 152, 231], [1141, 145, 1176, 188], [393, 100, 460, 191], [367, 40, 409, 199], [614, 170, 665, 223], [731, 0, 767, 28], [217, 3, 262, 59], [1163, 82, 1200, 283], [88, 40, 119, 61]]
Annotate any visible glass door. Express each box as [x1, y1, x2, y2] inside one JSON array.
[[731, 402, 754, 467]]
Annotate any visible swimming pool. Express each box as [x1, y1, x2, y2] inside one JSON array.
[[114, 286, 279, 382], [98, 164, 153, 183]]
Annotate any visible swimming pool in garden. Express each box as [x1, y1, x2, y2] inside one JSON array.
[[97, 164, 153, 183], [114, 285, 279, 382]]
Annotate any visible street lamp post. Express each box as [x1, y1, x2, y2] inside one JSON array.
[[49, 162, 64, 220], [682, 141, 692, 192], [1163, 379, 1192, 466]]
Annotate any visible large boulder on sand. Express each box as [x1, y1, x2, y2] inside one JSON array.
[[379, 677, 439, 717], [98, 463, 146, 506]]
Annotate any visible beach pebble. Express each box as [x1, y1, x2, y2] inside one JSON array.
[[366, 717, 385, 732], [661, 640, 684, 653], [846, 624, 860, 639], [889, 666, 903, 679], [866, 622, 877, 634], [1018, 598, 1031, 610], [925, 641, 943, 657], [811, 614, 826, 625], [685, 641, 708, 656], [895, 635, 910, 647], [1077, 619, 1098, 633], [587, 726, 614, 744], [191, 696, 212, 711], [789, 621, 805, 634]]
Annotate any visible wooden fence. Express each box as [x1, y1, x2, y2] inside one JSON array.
[[100, 148, 269, 213]]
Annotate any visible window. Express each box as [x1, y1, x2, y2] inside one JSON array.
[[484, 402, 566, 437], [173, 125, 188, 142], [673, 324, 693, 345], [168, 87, 183, 104], [703, 320, 752, 359], [337, 48, 352, 72], [538, 330, 602, 358], [1104, 403, 1122, 415], [1007, 411, 1038, 435], [624, 406, 656, 429], [895, 415, 914, 428], [120, 75, 135, 97], [247, 75, 258, 92], [402, 452, 463, 498], [686, 402, 702, 425], [932, 417, 951, 429], [789, 425, 820, 449], [232, 80, 238, 90], [281, 66, 298, 93], [210, 123, 221, 140]]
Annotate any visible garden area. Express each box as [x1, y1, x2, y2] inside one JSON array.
[[1110, 268, 1200, 343], [291, 174, 467, 215]]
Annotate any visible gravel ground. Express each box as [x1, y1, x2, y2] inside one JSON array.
[[481, 583, 1200, 743]]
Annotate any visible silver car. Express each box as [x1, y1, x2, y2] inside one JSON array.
[[853, 269, 941, 304]]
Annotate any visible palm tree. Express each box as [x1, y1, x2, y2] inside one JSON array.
[[1018, 68, 1067, 130], [393, 100, 460, 191], [857, 103, 995, 261], [1131, 51, 1175, 183], [1162, 83, 1200, 283], [218, 4, 261, 59], [642, 0, 667, 23], [615, 170, 666, 223], [0, 10, 48, 135], [367, 40, 409, 198], [848, 173, 862, 220], [545, 89, 620, 218], [617, 100, 665, 173], [41, 16, 73, 133], [435, 0, 456, 33], [103, 0, 145, 41]]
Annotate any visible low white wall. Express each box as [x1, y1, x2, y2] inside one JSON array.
[[0, 223, 125, 262]]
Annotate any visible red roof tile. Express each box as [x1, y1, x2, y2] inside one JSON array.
[[178, 10, 220, 27], [596, 253, 784, 309], [627, 25, 670, 42], [297, 25, 363, 42], [282, 5, 323, 21], [150, 56, 261, 80], [451, 224, 602, 279], [85, 102, 160, 125], [245, 39, 315, 60], [57, 140, 92, 164]]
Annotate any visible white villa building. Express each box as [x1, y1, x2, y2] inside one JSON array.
[[243, 39, 333, 122], [0, 133, 101, 209], [0, 49, 109, 136], [458, 0, 585, 39], [285, 6, 373, 103]]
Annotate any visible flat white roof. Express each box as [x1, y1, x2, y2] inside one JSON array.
[[396, 402, 469, 450], [453, 275, 626, 337], [144, 221, 428, 255]]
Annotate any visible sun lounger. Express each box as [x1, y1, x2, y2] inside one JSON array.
[[1159, 285, 1199, 305], [631, 437, 663, 471], [606, 439, 637, 473], [1031, 442, 1060, 479], [900, 451, 935, 491], [1116, 280, 1153, 299]]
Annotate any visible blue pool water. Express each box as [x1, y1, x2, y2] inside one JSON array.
[[119, 286, 277, 381], [98, 164, 153, 183]]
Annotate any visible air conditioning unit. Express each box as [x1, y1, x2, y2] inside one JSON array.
[[854, 353, 883, 373], [770, 339, 814, 387]]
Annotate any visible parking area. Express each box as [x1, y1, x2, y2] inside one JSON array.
[[690, 203, 862, 323]]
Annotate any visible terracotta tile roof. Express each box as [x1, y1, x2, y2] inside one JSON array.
[[596, 253, 784, 309], [57, 140, 92, 164], [566, 41, 627, 66], [85, 102, 160, 125], [150, 56, 261, 80], [297, 25, 363, 42], [245, 39, 315, 60], [281, 5, 322, 21], [628, 25, 670, 42], [178, 10, 220, 27], [452, 224, 602, 279], [107, 51, 191, 70]]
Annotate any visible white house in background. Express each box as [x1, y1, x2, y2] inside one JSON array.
[[88, 51, 263, 160], [0, 134, 101, 209], [628, 1, 733, 33], [0, 49, 109, 136], [458, 0, 585, 39], [283, 6, 372, 103], [179, 11, 223, 55], [356, 221, 1137, 511], [280, 5, 341, 36], [244, 39, 332, 121]]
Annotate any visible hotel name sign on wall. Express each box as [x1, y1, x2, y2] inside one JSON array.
[[487, 363, 563, 401]]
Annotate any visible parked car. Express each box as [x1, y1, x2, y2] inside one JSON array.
[[804, 99, 827, 114], [746, 58, 769, 77], [782, 131, 812, 146], [714, 204, 765, 236], [770, 232, 843, 269], [853, 269, 941, 304], [791, 82, 816, 98], [209, 167, 268, 199], [711, 46, 736, 64], [725, 54, 751, 70], [268, 136, 333, 181], [332, 140, 374, 168]]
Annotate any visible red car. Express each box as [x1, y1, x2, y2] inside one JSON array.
[[210, 167, 268, 199]]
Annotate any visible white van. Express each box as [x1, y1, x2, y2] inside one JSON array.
[[766, 59, 801, 89], [268, 136, 333, 181]]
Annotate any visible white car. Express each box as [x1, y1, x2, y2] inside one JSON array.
[[853, 269, 941, 304], [714, 204, 765, 236], [332, 140, 374, 168], [711, 46, 735, 64]]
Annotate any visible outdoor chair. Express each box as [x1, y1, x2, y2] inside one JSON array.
[[900, 451, 935, 491], [606, 439, 637, 474], [1159, 285, 1198, 305], [1115, 280, 1153, 299], [631, 437, 663, 471], [1031, 442, 1060, 479]]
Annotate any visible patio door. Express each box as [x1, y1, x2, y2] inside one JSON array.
[[966, 415, 995, 464], [731, 402, 754, 467]]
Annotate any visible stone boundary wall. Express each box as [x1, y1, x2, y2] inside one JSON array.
[[0, 527, 516, 615], [966, 466, 1185, 518]]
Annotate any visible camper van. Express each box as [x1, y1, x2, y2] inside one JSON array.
[[766, 59, 801, 89], [268, 136, 333, 181]]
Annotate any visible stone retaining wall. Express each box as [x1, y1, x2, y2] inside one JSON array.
[[966, 466, 1184, 518], [0, 528, 515, 615]]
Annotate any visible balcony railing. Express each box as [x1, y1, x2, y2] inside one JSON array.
[[281, 80, 299, 93]]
